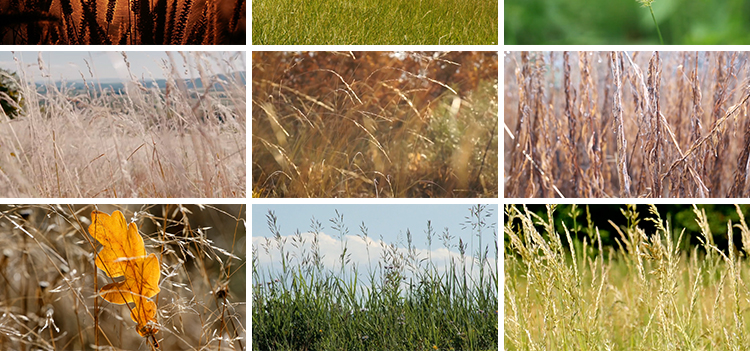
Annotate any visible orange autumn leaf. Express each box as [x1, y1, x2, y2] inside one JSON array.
[[89, 210, 161, 338]]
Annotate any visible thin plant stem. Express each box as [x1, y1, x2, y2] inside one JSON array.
[[647, 5, 664, 45]]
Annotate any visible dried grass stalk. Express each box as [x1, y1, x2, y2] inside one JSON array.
[[610, 51, 631, 197]]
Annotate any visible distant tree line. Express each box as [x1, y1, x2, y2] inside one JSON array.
[[507, 204, 750, 254]]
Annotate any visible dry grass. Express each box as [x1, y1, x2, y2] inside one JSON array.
[[0, 0, 245, 44], [505, 51, 750, 198], [253, 51, 498, 198], [0, 204, 246, 351], [0, 51, 246, 198]]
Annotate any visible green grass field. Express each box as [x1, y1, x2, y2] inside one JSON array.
[[253, 0, 497, 44], [506, 204, 750, 350], [253, 205, 498, 350], [505, 0, 750, 44]]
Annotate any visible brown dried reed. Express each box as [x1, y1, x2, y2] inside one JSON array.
[[505, 51, 750, 198]]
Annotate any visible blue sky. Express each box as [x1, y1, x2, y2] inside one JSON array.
[[252, 204, 498, 285], [252, 204, 497, 249], [0, 51, 245, 82]]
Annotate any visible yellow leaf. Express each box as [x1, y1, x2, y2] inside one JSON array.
[[89, 210, 161, 338]]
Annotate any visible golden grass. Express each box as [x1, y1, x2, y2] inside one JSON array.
[[253, 51, 498, 198]]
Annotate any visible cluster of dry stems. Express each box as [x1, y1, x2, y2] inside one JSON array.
[[505, 51, 750, 198], [0, 0, 245, 44]]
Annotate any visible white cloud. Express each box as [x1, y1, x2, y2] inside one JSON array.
[[252, 231, 497, 287]]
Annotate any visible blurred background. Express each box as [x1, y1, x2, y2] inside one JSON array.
[[0, 204, 245, 350], [509, 204, 750, 255], [505, 0, 750, 44]]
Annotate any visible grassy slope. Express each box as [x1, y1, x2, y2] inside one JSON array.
[[253, 0, 497, 44]]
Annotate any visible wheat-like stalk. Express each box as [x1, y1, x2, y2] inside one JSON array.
[[229, 0, 244, 32], [0, 0, 243, 44], [172, 0, 194, 44], [106, 0, 116, 24]]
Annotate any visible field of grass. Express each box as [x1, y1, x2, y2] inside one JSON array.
[[505, 0, 750, 44], [505, 204, 750, 350], [252, 205, 498, 350], [0, 204, 246, 350], [0, 0, 245, 44], [252, 0, 497, 45], [505, 51, 750, 198], [253, 51, 498, 198], [0, 51, 245, 198]]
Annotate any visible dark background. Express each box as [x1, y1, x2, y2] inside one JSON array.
[[506, 204, 750, 254]]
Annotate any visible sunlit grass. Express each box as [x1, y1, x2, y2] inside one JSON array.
[[506, 204, 750, 350], [253, 0, 497, 44]]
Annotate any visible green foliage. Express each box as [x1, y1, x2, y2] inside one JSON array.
[[253, 0, 497, 44], [0, 69, 24, 119], [505, 0, 750, 44]]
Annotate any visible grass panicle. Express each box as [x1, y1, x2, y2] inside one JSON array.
[[505, 204, 750, 350]]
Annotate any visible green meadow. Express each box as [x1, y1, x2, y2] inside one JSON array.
[[253, 0, 498, 44]]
